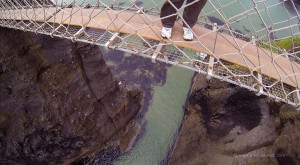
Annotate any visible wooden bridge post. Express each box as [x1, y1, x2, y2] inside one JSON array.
[[136, 7, 145, 14], [206, 55, 214, 79], [104, 33, 119, 48], [72, 27, 85, 41], [212, 23, 218, 31], [292, 90, 300, 110], [152, 43, 164, 63], [251, 33, 256, 45], [254, 71, 264, 96], [282, 49, 288, 58]]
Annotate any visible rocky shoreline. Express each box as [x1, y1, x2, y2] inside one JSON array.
[[167, 74, 300, 165], [1, 26, 300, 165], [0, 27, 143, 164]]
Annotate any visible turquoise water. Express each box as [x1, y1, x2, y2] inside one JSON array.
[[202, 0, 300, 38], [101, 47, 194, 164], [55, 0, 299, 164], [114, 65, 194, 165], [108, 1, 297, 163], [58, 0, 299, 39]]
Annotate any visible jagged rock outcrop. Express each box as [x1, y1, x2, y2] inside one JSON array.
[[168, 74, 300, 165], [0, 28, 143, 164]]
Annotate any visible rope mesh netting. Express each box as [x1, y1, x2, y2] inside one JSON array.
[[0, 0, 300, 108]]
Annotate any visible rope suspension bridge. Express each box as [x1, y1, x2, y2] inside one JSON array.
[[1, 0, 300, 108]]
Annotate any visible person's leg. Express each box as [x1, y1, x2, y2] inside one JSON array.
[[160, 0, 185, 28], [183, 0, 207, 28]]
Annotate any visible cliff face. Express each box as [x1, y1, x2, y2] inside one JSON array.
[[168, 74, 300, 165], [0, 28, 143, 164]]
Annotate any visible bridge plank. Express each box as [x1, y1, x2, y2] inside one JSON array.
[[2, 7, 299, 88]]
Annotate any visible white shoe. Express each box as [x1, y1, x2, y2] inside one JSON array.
[[183, 27, 193, 41], [161, 27, 172, 38]]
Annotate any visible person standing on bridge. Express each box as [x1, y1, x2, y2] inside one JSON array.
[[160, 0, 207, 41]]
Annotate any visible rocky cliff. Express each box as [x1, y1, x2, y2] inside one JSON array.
[[0, 28, 143, 164], [168, 74, 300, 165]]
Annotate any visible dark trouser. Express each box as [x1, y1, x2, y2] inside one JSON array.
[[160, 0, 207, 28]]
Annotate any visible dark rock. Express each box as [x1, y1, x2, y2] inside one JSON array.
[[72, 140, 84, 148], [0, 62, 6, 74], [29, 135, 41, 149], [0, 27, 142, 164], [168, 74, 281, 165], [276, 148, 296, 165], [189, 82, 262, 138], [0, 131, 4, 138], [62, 140, 71, 148]]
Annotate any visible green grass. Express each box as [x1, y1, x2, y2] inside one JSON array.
[[257, 37, 300, 54], [273, 37, 300, 50]]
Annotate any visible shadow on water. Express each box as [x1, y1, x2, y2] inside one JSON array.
[[118, 2, 126, 6], [102, 49, 170, 120], [135, 1, 143, 6], [116, 1, 143, 6], [234, 29, 244, 35], [207, 16, 225, 26], [259, 24, 278, 40], [242, 25, 251, 34], [102, 48, 195, 164], [281, 0, 300, 14]]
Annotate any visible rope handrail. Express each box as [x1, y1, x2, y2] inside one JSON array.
[[0, 0, 300, 109]]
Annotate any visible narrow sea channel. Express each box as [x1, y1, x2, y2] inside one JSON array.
[[114, 64, 194, 165], [56, 0, 299, 164]]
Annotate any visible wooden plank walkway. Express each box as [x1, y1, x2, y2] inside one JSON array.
[[1, 7, 299, 88]]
